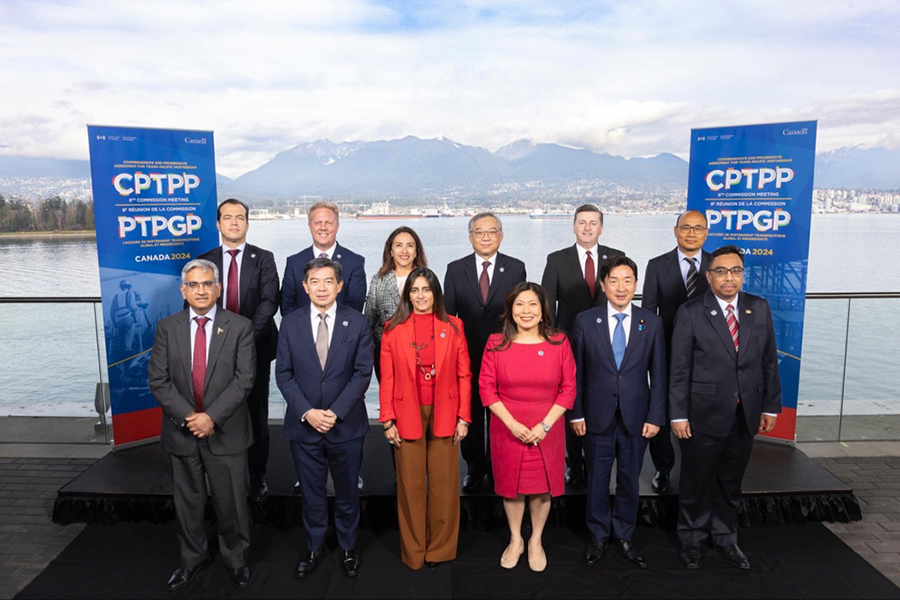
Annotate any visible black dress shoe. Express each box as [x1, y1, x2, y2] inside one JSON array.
[[614, 539, 648, 568], [678, 545, 703, 570], [250, 479, 269, 503], [463, 469, 485, 492], [165, 557, 211, 592], [651, 471, 670, 494], [358, 476, 365, 492], [341, 549, 361, 577], [565, 465, 586, 487], [296, 551, 321, 579], [229, 566, 252, 589], [716, 544, 750, 570], [584, 541, 608, 567], [294, 480, 301, 494]]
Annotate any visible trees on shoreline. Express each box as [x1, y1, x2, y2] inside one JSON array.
[[0, 194, 94, 233]]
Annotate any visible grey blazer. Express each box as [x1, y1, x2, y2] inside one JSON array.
[[364, 271, 401, 345], [148, 308, 257, 457]]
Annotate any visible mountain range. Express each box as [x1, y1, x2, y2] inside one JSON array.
[[1, 137, 899, 201]]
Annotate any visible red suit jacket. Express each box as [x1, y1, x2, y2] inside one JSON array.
[[378, 315, 472, 440]]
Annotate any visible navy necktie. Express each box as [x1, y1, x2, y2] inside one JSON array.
[[613, 313, 627, 370]]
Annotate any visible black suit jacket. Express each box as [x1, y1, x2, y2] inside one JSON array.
[[668, 291, 782, 438], [641, 248, 711, 359], [542, 244, 625, 333], [197, 243, 280, 363], [570, 303, 667, 436], [148, 309, 256, 456], [281, 243, 366, 316], [443, 253, 526, 371]]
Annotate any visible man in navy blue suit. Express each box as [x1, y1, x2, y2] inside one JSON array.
[[281, 201, 367, 316], [570, 255, 667, 569], [276, 257, 374, 579]]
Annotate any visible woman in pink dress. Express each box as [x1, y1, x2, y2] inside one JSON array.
[[480, 282, 577, 572]]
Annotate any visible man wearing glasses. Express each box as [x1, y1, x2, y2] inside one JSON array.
[[444, 212, 526, 492], [641, 210, 711, 494], [669, 245, 782, 571], [149, 259, 257, 591]]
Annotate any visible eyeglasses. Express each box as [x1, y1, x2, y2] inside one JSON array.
[[678, 225, 708, 234], [471, 229, 500, 239], [183, 281, 218, 290], [707, 267, 744, 277]]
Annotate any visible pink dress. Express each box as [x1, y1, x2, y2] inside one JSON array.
[[479, 333, 577, 498]]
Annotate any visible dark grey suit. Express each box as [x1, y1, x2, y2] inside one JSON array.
[[148, 308, 256, 570]]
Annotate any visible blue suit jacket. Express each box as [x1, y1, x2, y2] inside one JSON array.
[[275, 304, 374, 444], [570, 303, 667, 436], [281, 243, 367, 317]]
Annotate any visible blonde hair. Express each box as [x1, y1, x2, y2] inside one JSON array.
[[308, 201, 340, 223]]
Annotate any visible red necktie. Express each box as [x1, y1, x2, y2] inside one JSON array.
[[585, 250, 596, 298], [226, 249, 240, 313], [726, 304, 739, 353], [192, 316, 209, 412], [479, 261, 490, 305]]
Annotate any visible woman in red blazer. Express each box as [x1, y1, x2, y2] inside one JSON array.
[[379, 267, 472, 570]]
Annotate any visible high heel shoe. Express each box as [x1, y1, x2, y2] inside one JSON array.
[[528, 542, 547, 572], [500, 540, 525, 569]]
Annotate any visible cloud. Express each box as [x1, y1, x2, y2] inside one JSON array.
[[0, 0, 899, 176]]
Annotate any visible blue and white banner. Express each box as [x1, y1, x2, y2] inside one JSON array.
[[687, 121, 817, 442], [88, 126, 219, 447]]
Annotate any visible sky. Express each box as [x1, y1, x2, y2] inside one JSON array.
[[1, 0, 899, 178]]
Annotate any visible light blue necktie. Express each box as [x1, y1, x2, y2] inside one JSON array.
[[613, 313, 627, 370]]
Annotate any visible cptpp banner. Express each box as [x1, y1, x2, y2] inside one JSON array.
[[88, 126, 219, 447], [687, 121, 817, 442]]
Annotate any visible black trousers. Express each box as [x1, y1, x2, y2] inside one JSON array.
[[677, 404, 754, 548], [460, 371, 491, 476], [170, 440, 250, 570], [247, 359, 271, 482], [566, 426, 585, 474], [648, 425, 676, 475]]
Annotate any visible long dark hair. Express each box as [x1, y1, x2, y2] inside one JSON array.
[[377, 227, 428, 278], [384, 267, 458, 334], [490, 282, 564, 352]]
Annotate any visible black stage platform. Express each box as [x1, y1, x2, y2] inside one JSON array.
[[16, 522, 897, 599], [53, 423, 860, 529]]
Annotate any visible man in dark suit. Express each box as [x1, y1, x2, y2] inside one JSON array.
[[282, 201, 366, 316], [197, 198, 279, 502], [641, 210, 711, 494], [276, 257, 373, 579], [148, 259, 256, 592], [444, 212, 526, 491], [670, 245, 782, 571], [542, 204, 624, 487], [571, 256, 666, 569]]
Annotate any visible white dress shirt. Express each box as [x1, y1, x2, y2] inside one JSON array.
[[474, 252, 498, 284], [677, 248, 701, 287], [671, 292, 776, 423], [576, 243, 601, 278], [221, 242, 246, 306], [314, 243, 337, 259], [189, 305, 217, 370]]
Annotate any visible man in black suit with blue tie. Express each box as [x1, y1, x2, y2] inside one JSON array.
[[641, 210, 711, 494], [197, 198, 279, 503], [670, 245, 781, 571], [444, 212, 526, 491], [276, 257, 374, 579], [282, 201, 367, 316], [570, 256, 667, 569]]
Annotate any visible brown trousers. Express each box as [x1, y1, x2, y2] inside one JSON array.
[[395, 405, 460, 569]]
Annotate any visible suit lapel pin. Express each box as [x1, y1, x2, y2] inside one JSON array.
[[499, 266, 505, 273], [217, 327, 224, 335], [602, 254, 608, 260], [638, 319, 644, 332], [342, 320, 349, 327], [596, 317, 602, 324], [538, 350, 544, 356], [745, 309, 752, 314], [336, 253, 342, 260], [711, 310, 718, 316], [440, 331, 446, 339]]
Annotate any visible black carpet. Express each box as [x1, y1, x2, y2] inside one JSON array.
[[15, 522, 898, 599], [53, 424, 861, 528]]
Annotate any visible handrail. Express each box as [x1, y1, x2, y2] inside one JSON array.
[[2, 292, 900, 303]]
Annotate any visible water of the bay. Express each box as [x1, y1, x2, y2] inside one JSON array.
[[1, 214, 899, 426]]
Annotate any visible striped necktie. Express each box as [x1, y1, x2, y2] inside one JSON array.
[[685, 257, 698, 298], [726, 304, 739, 353]]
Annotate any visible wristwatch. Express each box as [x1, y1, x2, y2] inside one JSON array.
[[540, 421, 551, 433], [458, 418, 469, 427], [382, 420, 395, 431]]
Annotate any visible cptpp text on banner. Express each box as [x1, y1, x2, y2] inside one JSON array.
[[88, 125, 219, 448], [687, 121, 817, 442]]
